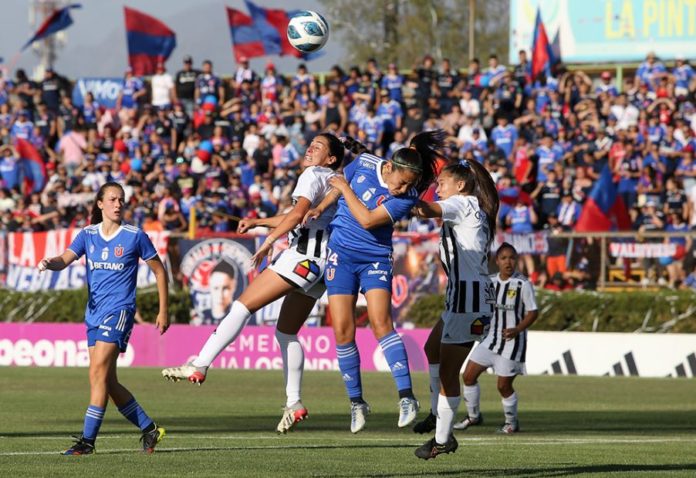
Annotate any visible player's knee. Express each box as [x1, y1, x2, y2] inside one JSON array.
[[370, 318, 393, 339], [462, 370, 478, 386], [497, 381, 514, 396]]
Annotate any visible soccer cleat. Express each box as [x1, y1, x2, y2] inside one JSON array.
[[350, 401, 370, 434], [397, 397, 420, 428], [453, 413, 483, 430], [276, 402, 309, 434], [62, 435, 95, 456], [161, 361, 207, 385], [413, 411, 437, 434], [414, 435, 459, 460], [497, 421, 520, 434], [140, 426, 166, 454]]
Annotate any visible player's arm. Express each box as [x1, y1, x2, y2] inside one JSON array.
[[503, 309, 539, 341], [413, 199, 442, 219], [302, 188, 340, 225], [329, 176, 391, 229], [251, 198, 312, 267], [146, 255, 170, 335], [238, 213, 288, 233], [38, 250, 78, 272]]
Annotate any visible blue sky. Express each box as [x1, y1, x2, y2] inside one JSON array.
[[0, 0, 344, 79]]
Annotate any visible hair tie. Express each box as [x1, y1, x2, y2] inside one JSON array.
[[459, 159, 471, 168]]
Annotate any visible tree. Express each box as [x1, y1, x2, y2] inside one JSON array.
[[320, 0, 510, 69]]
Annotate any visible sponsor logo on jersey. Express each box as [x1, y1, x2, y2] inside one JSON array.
[[102, 331, 110, 337], [114, 246, 124, 257], [101, 247, 109, 260], [293, 259, 320, 281], [88, 259, 125, 271], [342, 373, 352, 381], [372, 262, 380, 269], [391, 361, 406, 371], [471, 318, 485, 336]]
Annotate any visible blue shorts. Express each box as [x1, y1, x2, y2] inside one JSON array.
[[86, 309, 135, 353], [325, 246, 392, 296]]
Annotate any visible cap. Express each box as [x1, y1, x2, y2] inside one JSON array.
[[265, 61, 275, 70], [183, 55, 193, 63], [601, 71, 611, 79]]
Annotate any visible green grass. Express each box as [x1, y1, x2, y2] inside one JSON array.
[[1, 368, 695, 477]]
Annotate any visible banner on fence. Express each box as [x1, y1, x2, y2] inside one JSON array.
[[4, 229, 170, 291], [1, 324, 693, 378], [72, 77, 124, 108], [492, 232, 549, 255], [609, 242, 677, 258]]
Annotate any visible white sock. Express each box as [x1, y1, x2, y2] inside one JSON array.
[[193, 301, 251, 367], [275, 330, 304, 407], [435, 394, 460, 444], [463, 383, 480, 419], [428, 364, 440, 414], [501, 392, 518, 424]]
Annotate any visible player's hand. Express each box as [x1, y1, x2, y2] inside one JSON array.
[[38, 258, 50, 272], [503, 327, 519, 341], [251, 239, 273, 268], [237, 218, 256, 234], [155, 312, 170, 335], [328, 176, 350, 194], [302, 208, 322, 225]]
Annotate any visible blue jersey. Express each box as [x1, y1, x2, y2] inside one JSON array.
[[68, 223, 158, 326], [329, 153, 418, 256]]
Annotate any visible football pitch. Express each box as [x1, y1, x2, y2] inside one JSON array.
[[1, 368, 694, 477]]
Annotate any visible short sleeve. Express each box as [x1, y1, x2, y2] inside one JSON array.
[[137, 230, 158, 261], [343, 154, 362, 183], [382, 192, 418, 223], [292, 167, 324, 203], [68, 229, 86, 258], [437, 196, 475, 225], [521, 280, 538, 312]]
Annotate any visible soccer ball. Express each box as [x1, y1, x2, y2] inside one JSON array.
[[287, 10, 329, 53]]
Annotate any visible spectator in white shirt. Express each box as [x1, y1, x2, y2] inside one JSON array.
[[150, 63, 175, 109]]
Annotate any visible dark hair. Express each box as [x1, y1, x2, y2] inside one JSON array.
[[211, 259, 237, 279], [391, 130, 446, 193], [316, 132, 345, 170], [90, 182, 125, 225], [441, 159, 500, 244], [496, 242, 517, 257]]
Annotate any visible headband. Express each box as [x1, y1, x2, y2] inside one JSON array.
[[391, 155, 423, 172]]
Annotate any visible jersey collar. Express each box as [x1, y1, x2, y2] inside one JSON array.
[[377, 160, 388, 188], [98, 222, 123, 242]]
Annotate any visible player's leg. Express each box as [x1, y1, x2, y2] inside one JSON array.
[[415, 342, 470, 459], [63, 341, 119, 455], [454, 356, 489, 430], [364, 287, 419, 427], [413, 319, 443, 434], [274, 291, 316, 433], [162, 269, 295, 383], [497, 374, 520, 433]]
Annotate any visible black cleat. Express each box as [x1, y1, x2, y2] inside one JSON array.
[[413, 412, 437, 434], [415, 435, 458, 460], [140, 426, 166, 454], [62, 435, 95, 455]]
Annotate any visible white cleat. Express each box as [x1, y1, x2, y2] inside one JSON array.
[[398, 397, 420, 428], [161, 361, 207, 385], [350, 402, 370, 434], [453, 414, 483, 430], [276, 401, 309, 434]]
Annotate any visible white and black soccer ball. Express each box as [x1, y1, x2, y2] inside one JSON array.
[[287, 10, 329, 53]]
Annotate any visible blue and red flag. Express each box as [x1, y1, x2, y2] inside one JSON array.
[[15, 139, 46, 193], [22, 4, 82, 51], [575, 166, 631, 232], [227, 1, 322, 61], [124, 6, 176, 76], [530, 7, 555, 80]]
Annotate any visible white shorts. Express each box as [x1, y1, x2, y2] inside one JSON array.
[[441, 311, 491, 345], [469, 344, 526, 377], [268, 247, 326, 300]]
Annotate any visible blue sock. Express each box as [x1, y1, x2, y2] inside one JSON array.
[[378, 331, 414, 397], [336, 342, 363, 402], [118, 398, 154, 431], [83, 405, 105, 442]]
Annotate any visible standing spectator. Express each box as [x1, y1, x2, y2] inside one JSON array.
[[13, 69, 37, 112], [491, 115, 518, 162], [635, 52, 666, 89], [557, 191, 581, 228], [151, 63, 175, 110], [596, 71, 618, 97], [513, 49, 531, 90], [672, 55, 694, 98], [531, 169, 562, 223], [380, 63, 403, 103], [175, 55, 199, 116], [40, 68, 69, 113], [58, 126, 87, 175], [0, 145, 21, 191], [234, 56, 257, 84], [10, 109, 34, 141], [610, 94, 640, 130], [195, 60, 225, 105]]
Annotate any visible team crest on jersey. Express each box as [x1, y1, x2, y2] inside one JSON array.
[[114, 246, 124, 257], [326, 267, 335, 281], [357, 175, 366, 183], [101, 247, 109, 260], [507, 289, 517, 299], [293, 259, 320, 281], [362, 187, 376, 202]]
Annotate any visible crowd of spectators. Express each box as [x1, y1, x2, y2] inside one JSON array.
[[0, 51, 695, 289]]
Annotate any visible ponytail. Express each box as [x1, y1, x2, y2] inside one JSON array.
[[442, 159, 499, 244], [90, 182, 125, 225], [392, 130, 446, 192]]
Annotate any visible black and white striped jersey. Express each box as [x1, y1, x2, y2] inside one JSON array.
[[287, 166, 336, 258], [480, 272, 537, 362], [438, 195, 495, 316]]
